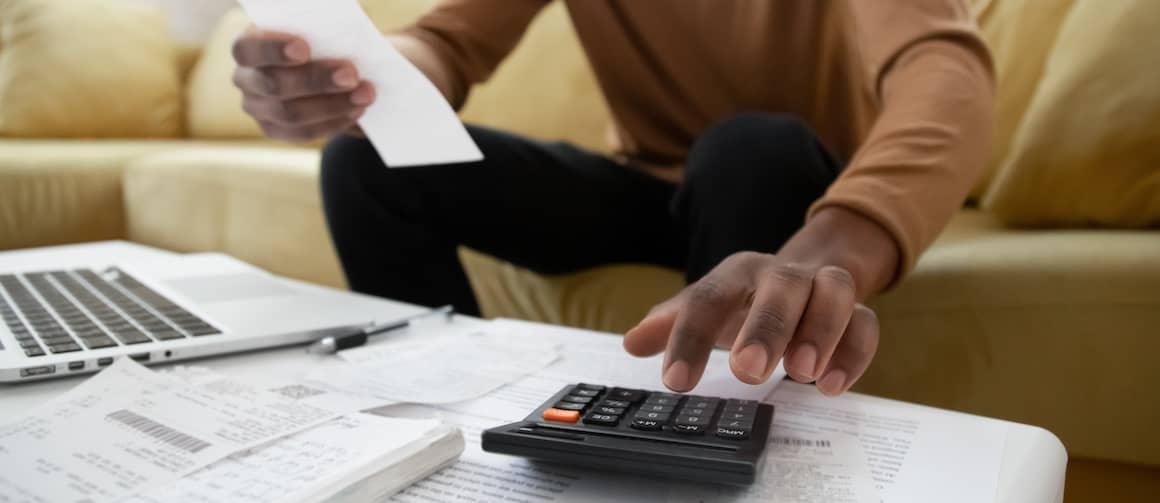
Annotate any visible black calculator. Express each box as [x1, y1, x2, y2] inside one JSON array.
[[481, 383, 774, 485]]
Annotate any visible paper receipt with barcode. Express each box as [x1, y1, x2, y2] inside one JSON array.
[[0, 359, 379, 503]]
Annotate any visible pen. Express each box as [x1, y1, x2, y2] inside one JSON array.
[[307, 305, 454, 355]]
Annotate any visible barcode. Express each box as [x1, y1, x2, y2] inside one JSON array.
[[770, 437, 831, 448], [269, 384, 327, 400], [106, 409, 212, 454]]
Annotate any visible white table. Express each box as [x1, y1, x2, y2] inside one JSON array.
[[0, 242, 1067, 502]]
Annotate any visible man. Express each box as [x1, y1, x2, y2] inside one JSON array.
[[231, 1, 993, 396]]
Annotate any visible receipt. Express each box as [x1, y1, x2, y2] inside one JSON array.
[[0, 359, 378, 503], [309, 330, 559, 404], [237, 0, 484, 167]]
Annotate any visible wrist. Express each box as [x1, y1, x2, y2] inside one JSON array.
[[778, 206, 901, 299]]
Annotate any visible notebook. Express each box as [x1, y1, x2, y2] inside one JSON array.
[[127, 412, 464, 503]]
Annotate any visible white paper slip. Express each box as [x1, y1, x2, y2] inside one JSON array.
[[126, 413, 462, 503], [770, 381, 1007, 502], [237, 0, 484, 167], [310, 330, 559, 404], [0, 359, 376, 503], [668, 432, 878, 503]]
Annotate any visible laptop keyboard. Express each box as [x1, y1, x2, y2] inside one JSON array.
[[0, 269, 221, 358]]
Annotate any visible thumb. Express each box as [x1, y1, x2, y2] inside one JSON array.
[[623, 295, 683, 357]]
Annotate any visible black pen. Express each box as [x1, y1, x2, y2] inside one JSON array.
[[307, 305, 454, 355]]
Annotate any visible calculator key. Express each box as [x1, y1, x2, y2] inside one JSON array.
[[643, 396, 680, 406], [720, 411, 754, 422], [716, 426, 751, 440], [630, 418, 664, 431], [542, 408, 581, 423], [684, 398, 720, 410], [600, 399, 631, 408], [608, 388, 646, 403], [593, 406, 626, 416], [638, 404, 674, 414], [576, 383, 606, 392], [717, 419, 753, 430], [571, 388, 601, 397], [583, 413, 620, 426], [678, 407, 709, 417], [675, 415, 709, 426], [633, 411, 671, 422], [672, 423, 706, 435], [553, 401, 587, 412], [560, 395, 594, 405]]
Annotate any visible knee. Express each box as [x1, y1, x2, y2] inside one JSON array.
[[685, 112, 821, 191], [320, 134, 384, 206]]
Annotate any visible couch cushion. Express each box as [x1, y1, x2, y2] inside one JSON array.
[[460, 210, 1160, 465], [0, 0, 183, 138], [0, 139, 266, 250], [122, 147, 345, 289], [980, 0, 1160, 226]]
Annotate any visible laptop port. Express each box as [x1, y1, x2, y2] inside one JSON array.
[[20, 365, 56, 377], [129, 353, 151, 362], [97, 357, 114, 367], [68, 361, 85, 371]]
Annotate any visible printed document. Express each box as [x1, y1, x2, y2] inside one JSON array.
[[0, 359, 378, 503], [126, 414, 444, 503], [237, 0, 483, 167], [310, 328, 559, 404]]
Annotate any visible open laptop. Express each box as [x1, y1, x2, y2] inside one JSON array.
[[0, 242, 421, 383]]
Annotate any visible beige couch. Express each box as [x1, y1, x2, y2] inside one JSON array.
[[1, 1, 1158, 499]]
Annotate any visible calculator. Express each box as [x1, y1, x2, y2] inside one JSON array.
[[481, 383, 774, 485]]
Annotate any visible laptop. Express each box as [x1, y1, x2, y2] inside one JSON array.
[[0, 242, 421, 383]]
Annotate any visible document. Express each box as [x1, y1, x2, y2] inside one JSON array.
[[768, 381, 1007, 502], [668, 433, 878, 503], [237, 0, 484, 167], [126, 414, 443, 503], [0, 359, 378, 503], [310, 328, 559, 404]]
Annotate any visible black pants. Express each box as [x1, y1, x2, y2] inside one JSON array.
[[321, 112, 842, 316]]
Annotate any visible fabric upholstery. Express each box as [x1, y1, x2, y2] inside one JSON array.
[[0, 0, 182, 138], [122, 147, 344, 289], [968, 0, 1077, 199], [980, 0, 1160, 226], [184, 8, 264, 139]]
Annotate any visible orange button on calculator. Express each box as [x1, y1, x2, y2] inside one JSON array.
[[542, 408, 580, 423]]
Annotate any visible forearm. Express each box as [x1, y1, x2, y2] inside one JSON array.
[[779, 206, 900, 300]]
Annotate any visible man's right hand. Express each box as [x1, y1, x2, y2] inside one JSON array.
[[232, 29, 376, 143]]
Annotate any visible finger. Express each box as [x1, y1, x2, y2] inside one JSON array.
[[235, 61, 362, 100], [232, 29, 310, 67], [663, 277, 743, 392], [243, 83, 374, 127], [624, 295, 683, 357], [784, 266, 856, 382], [816, 304, 879, 396], [258, 113, 361, 144], [729, 263, 813, 384]]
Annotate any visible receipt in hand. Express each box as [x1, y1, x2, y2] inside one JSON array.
[[0, 359, 379, 503], [237, 0, 483, 167]]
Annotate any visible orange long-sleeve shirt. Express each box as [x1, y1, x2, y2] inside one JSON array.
[[400, 0, 995, 275]]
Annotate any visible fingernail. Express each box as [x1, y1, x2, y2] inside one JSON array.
[[734, 344, 768, 381], [350, 86, 375, 106], [788, 344, 818, 380], [818, 369, 847, 396], [333, 68, 358, 89], [284, 41, 309, 62], [663, 360, 691, 391]]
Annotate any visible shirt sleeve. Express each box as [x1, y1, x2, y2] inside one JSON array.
[[396, 0, 550, 108], [808, 0, 996, 281]]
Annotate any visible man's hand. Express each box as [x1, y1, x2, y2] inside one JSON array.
[[232, 29, 376, 143], [623, 207, 900, 396]]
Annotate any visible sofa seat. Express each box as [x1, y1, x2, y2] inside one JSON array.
[[113, 148, 1160, 467], [0, 139, 287, 250]]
